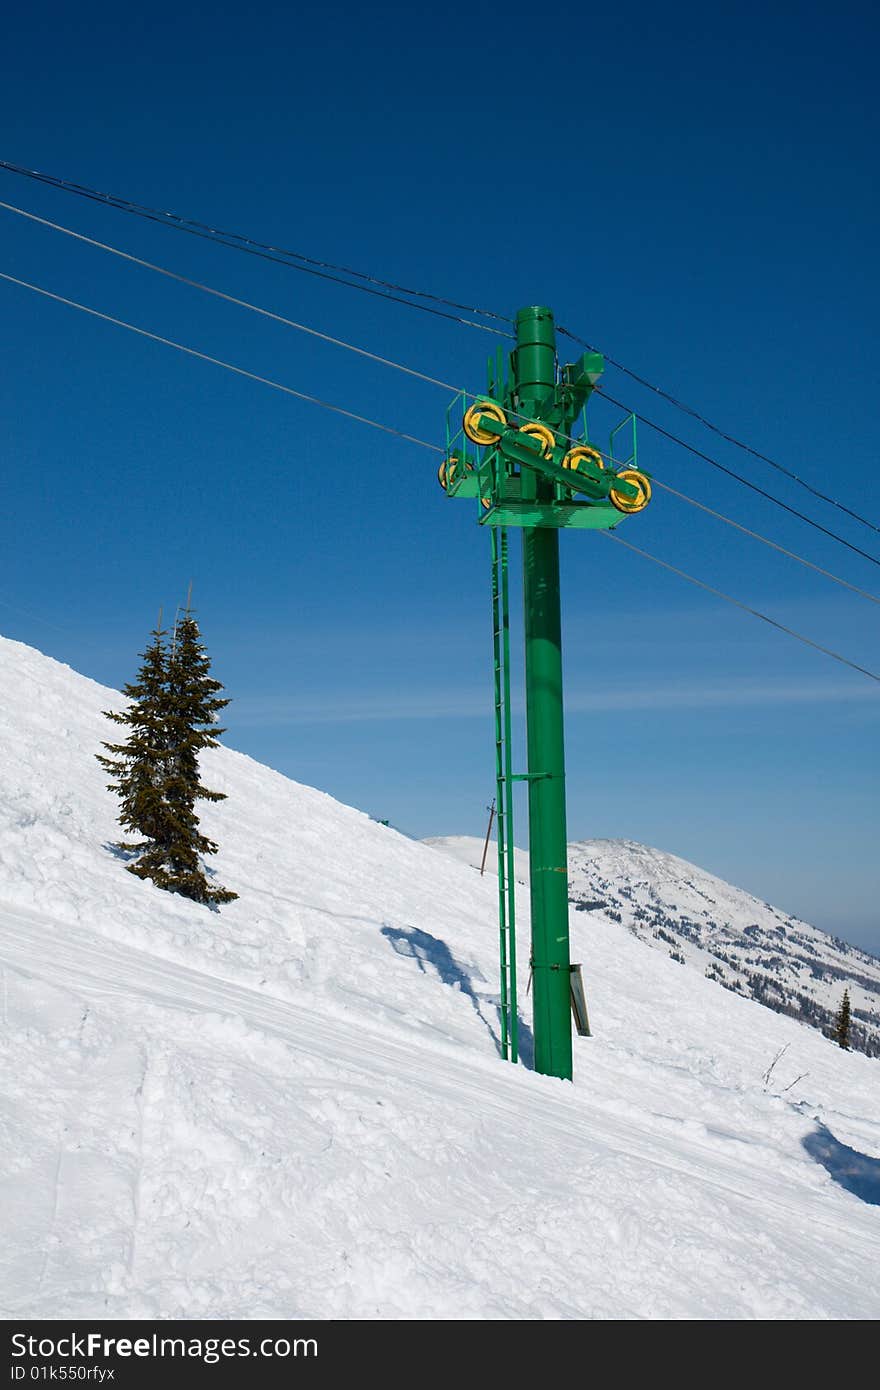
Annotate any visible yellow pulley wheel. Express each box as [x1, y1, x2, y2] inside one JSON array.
[[463, 400, 507, 446], [440, 455, 464, 490], [562, 445, 604, 473], [518, 421, 556, 457], [609, 468, 652, 514]]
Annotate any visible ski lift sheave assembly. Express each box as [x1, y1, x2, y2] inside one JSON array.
[[438, 305, 651, 1082]]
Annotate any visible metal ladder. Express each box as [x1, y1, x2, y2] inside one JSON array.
[[491, 526, 518, 1062]]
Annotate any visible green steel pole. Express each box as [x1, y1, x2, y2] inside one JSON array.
[[516, 306, 573, 1081]]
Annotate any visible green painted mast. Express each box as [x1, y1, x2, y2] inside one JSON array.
[[515, 306, 572, 1081], [438, 303, 651, 1082]]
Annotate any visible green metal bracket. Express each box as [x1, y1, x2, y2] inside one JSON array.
[[444, 456, 491, 499], [480, 501, 622, 530], [558, 351, 605, 419], [494, 432, 642, 503]]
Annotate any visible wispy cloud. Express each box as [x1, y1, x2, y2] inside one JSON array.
[[229, 690, 488, 727], [229, 678, 878, 726], [565, 680, 880, 712]]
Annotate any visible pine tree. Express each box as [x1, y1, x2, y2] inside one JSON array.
[[97, 611, 237, 906], [96, 624, 175, 860], [833, 988, 852, 1050], [161, 612, 237, 905]]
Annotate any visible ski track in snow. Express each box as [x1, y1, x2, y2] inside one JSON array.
[[1, 634, 880, 1320], [2, 903, 880, 1320]]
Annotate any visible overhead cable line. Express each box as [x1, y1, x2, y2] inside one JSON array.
[[0, 158, 509, 337], [0, 269, 443, 454], [0, 596, 68, 634], [559, 324, 880, 537], [0, 199, 464, 397], [650, 480, 880, 606], [598, 387, 880, 570], [4, 158, 876, 543], [2, 202, 877, 608], [2, 266, 878, 684], [601, 532, 880, 684]]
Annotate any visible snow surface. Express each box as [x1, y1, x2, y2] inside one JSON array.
[[1, 634, 879, 1320], [427, 836, 880, 1056]]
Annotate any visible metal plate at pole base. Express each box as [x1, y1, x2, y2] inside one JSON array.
[[570, 964, 592, 1037]]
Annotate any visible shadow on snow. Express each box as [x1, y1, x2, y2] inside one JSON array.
[[380, 924, 534, 1067], [802, 1123, 880, 1206]]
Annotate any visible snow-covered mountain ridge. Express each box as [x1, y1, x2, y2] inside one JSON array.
[[426, 837, 880, 1059], [569, 839, 880, 1057], [1, 635, 879, 1320]]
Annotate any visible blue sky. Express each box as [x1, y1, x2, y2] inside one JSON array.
[[1, 1, 878, 949]]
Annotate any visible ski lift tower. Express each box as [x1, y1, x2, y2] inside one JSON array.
[[439, 306, 651, 1081]]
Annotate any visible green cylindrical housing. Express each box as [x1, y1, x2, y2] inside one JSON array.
[[516, 306, 573, 1082], [515, 305, 556, 414]]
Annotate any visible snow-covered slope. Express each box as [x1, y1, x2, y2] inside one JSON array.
[[428, 836, 880, 1058], [1, 636, 880, 1320]]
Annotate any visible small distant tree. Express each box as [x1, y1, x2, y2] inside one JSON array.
[[97, 609, 237, 907], [833, 989, 852, 1050]]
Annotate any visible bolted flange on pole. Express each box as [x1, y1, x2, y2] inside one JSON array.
[[515, 305, 574, 1082]]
